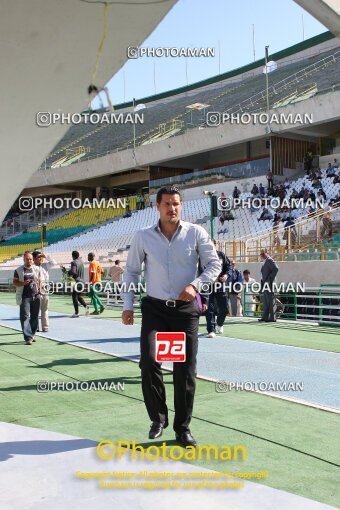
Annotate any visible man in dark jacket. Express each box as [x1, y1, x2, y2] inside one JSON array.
[[259, 249, 279, 322], [61, 251, 89, 318], [206, 240, 232, 337]]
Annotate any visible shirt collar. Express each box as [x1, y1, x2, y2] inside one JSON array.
[[154, 219, 183, 233]]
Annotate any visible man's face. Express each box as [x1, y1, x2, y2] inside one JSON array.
[[243, 273, 250, 282], [260, 252, 267, 260], [157, 193, 182, 224], [34, 254, 43, 266], [24, 253, 33, 267]]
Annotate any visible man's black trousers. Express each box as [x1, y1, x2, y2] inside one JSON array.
[[140, 296, 200, 434], [261, 290, 276, 321], [72, 288, 87, 314]]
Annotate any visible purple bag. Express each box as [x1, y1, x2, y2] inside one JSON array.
[[196, 293, 203, 312]]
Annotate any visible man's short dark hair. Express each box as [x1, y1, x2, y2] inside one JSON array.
[[243, 269, 250, 275], [114, 260, 120, 265], [32, 250, 41, 259], [72, 250, 80, 259], [156, 186, 182, 204]]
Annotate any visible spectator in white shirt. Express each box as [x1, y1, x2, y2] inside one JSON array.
[[242, 270, 258, 317]]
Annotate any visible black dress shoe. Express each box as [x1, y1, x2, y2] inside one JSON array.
[[148, 420, 168, 439], [175, 431, 197, 447], [266, 319, 277, 322], [258, 318, 266, 322]]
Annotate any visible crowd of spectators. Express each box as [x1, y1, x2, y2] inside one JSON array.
[[217, 159, 340, 245]]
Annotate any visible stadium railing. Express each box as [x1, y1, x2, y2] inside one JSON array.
[[0, 205, 71, 237], [220, 204, 340, 262], [242, 284, 340, 325], [221, 51, 340, 117]]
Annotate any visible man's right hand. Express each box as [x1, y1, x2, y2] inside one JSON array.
[[122, 310, 134, 325]]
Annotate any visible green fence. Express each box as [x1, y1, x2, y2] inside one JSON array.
[[243, 285, 340, 325]]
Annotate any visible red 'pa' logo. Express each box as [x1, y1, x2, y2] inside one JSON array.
[[155, 332, 186, 362]]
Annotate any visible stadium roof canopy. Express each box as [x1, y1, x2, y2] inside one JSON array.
[[0, 0, 177, 222], [294, 0, 340, 37]]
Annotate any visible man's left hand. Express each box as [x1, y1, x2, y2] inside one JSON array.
[[178, 285, 197, 302]]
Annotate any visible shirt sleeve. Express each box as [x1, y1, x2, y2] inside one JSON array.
[[43, 255, 57, 270], [89, 262, 95, 281], [264, 259, 279, 282], [190, 226, 221, 290], [14, 270, 19, 279], [121, 231, 145, 311], [269, 259, 279, 278], [221, 253, 232, 279], [68, 261, 77, 278]]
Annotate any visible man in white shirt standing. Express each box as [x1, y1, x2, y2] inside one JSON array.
[[33, 251, 55, 332], [121, 186, 221, 447], [242, 269, 258, 317]]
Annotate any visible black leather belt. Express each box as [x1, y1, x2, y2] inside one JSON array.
[[146, 296, 188, 307]]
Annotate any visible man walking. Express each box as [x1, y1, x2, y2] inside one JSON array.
[[121, 186, 221, 447], [259, 249, 279, 322], [206, 240, 231, 338], [61, 251, 89, 318], [13, 251, 40, 345], [88, 252, 105, 315]]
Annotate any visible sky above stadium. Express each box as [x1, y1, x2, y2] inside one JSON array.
[[93, 0, 327, 108]]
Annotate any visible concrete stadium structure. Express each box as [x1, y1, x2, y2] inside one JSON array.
[[0, 0, 177, 222], [23, 32, 340, 196], [1, 4, 340, 510]]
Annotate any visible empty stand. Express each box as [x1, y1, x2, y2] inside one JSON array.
[[38, 48, 340, 169]]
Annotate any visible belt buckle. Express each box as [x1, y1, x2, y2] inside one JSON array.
[[165, 299, 176, 308]]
